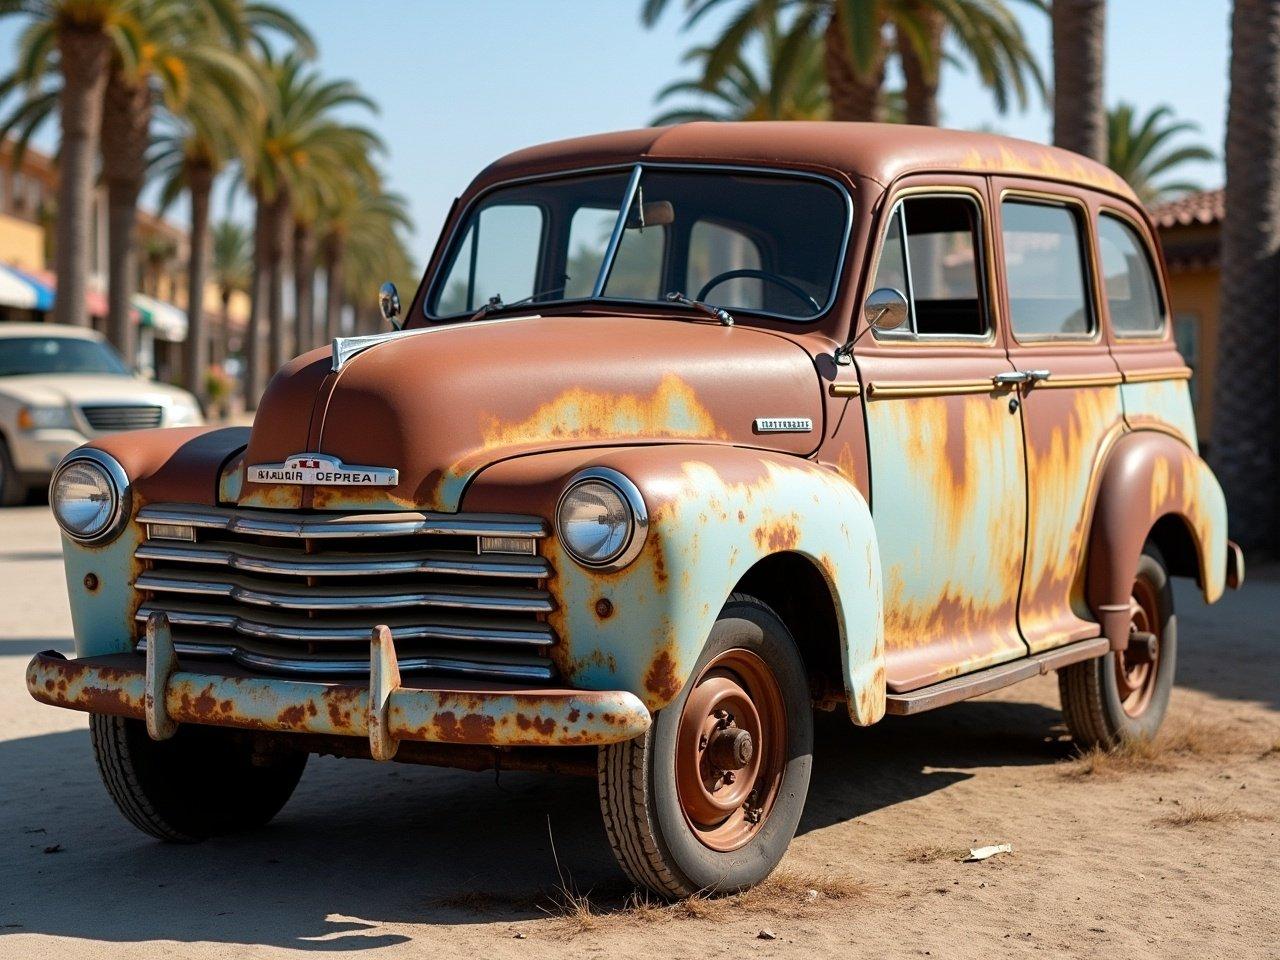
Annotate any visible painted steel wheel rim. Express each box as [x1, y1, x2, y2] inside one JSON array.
[[674, 648, 787, 852], [1115, 574, 1162, 718]]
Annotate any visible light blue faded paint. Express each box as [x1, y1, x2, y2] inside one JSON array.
[[1121, 379, 1198, 447], [61, 522, 143, 657], [538, 449, 886, 725]]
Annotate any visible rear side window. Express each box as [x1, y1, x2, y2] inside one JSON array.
[[869, 195, 988, 338], [1001, 200, 1093, 339], [1098, 214, 1165, 336]]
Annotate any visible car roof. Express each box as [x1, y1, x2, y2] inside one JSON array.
[[475, 121, 1136, 203], [0, 322, 105, 341]]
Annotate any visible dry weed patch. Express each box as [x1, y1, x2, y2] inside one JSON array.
[[1061, 719, 1264, 779], [1153, 800, 1270, 828], [904, 845, 969, 864]]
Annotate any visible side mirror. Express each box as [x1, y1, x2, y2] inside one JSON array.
[[834, 287, 910, 365], [378, 281, 401, 330], [864, 287, 909, 331]]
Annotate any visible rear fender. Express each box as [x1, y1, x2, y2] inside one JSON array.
[[1087, 430, 1228, 647], [463, 445, 886, 724]]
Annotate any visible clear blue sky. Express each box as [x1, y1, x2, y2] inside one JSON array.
[[0, 0, 1232, 266]]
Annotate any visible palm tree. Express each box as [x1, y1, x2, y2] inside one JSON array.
[[316, 175, 411, 341], [642, 0, 1041, 124], [0, 0, 141, 329], [1051, 0, 1106, 161], [210, 219, 251, 366], [241, 52, 379, 405], [1211, 0, 1280, 553], [1105, 103, 1212, 205]]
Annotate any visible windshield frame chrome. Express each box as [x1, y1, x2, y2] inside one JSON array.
[[421, 160, 855, 325]]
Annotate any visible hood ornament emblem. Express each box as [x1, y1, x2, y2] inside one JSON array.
[[247, 453, 399, 487]]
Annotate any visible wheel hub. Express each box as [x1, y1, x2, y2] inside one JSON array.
[[1115, 575, 1162, 717], [674, 648, 786, 852]]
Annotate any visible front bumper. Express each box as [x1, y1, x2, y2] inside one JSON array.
[[27, 616, 651, 755]]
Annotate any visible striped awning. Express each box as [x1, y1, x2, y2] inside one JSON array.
[[132, 293, 188, 342], [26, 268, 111, 317], [0, 263, 55, 311]]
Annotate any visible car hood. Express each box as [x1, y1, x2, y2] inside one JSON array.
[[235, 314, 824, 511], [0, 373, 195, 408]]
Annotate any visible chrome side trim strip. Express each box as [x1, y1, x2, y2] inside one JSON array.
[[136, 539, 550, 579], [135, 572, 554, 614], [136, 503, 547, 539]]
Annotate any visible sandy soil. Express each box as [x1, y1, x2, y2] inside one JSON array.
[[1, 504, 1277, 959]]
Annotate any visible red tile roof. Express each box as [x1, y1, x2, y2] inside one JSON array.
[[1148, 188, 1224, 229]]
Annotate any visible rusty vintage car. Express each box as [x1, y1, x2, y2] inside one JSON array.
[[29, 123, 1243, 897]]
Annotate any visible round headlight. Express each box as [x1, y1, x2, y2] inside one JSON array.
[[556, 470, 648, 569], [50, 450, 128, 543]]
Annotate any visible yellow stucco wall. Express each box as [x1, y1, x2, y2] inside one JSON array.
[[0, 213, 45, 272]]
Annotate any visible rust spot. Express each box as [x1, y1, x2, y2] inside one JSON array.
[[277, 704, 309, 727], [753, 518, 801, 553], [567, 708, 581, 723], [644, 648, 681, 702], [515, 713, 556, 737], [431, 710, 497, 743]]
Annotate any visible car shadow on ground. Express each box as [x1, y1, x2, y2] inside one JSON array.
[[0, 695, 1068, 951]]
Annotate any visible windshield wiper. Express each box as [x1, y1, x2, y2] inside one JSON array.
[[465, 282, 569, 323], [665, 291, 734, 327]]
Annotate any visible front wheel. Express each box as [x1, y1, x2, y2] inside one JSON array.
[[1059, 545, 1177, 748], [597, 594, 813, 898], [90, 715, 307, 842]]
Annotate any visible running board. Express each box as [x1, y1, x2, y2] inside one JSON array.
[[884, 636, 1109, 716]]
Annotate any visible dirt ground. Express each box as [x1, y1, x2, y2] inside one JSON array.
[[1, 504, 1277, 959]]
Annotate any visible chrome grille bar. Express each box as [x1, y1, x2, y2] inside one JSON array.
[[137, 503, 546, 539]]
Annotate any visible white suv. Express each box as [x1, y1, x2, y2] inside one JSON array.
[[0, 323, 203, 504]]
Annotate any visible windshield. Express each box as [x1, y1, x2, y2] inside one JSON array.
[[0, 336, 130, 377], [427, 166, 849, 322]]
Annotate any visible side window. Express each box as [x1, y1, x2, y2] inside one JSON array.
[[870, 195, 987, 337], [1098, 214, 1165, 336], [436, 204, 543, 314], [686, 220, 763, 308], [1001, 200, 1093, 339]]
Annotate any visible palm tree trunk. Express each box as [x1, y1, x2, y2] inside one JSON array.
[[101, 66, 151, 366], [52, 28, 112, 328], [823, 5, 885, 122], [183, 160, 214, 400], [267, 188, 293, 373], [323, 231, 346, 341], [293, 221, 317, 354], [244, 190, 269, 409], [1051, 0, 1107, 161], [218, 289, 232, 367], [1211, 0, 1280, 552], [898, 4, 944, 125]]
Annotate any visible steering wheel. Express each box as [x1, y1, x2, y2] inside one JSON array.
[[696, 269, 822, 315]]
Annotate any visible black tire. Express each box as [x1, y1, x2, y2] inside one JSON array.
[[597, 594, 813, 898], [90, 714, 307, 842], [1060, 545, 1177, 748], [0, 436, 29, 507]]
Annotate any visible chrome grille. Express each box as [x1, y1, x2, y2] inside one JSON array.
[[133, 503, 556, 681], [82, 404, 163, 431]]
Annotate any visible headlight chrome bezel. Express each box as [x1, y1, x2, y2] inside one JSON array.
[[49, 448, 131, 544], [555, 467, 649, 571]]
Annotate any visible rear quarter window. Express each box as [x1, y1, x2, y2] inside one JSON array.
[[1098, 214, 1166, 336]]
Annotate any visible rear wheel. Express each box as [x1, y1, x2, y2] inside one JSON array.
[[1059, 546, 1177, 748], [597, 594, 813, 898], [90, 715, 307, 842]]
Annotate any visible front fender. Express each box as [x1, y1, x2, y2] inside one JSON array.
[[1087, 430, 1228, 646], [463, 445, 886, 724]]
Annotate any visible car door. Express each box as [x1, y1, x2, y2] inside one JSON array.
[[992, 183, 1127, 653], [853, 177, 1030, 692]]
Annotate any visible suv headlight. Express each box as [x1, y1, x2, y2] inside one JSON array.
[[556, 468, 648, 570], [17, 404, 75, 431], [50, 449, 130, 543], [166, 401, 203, 427]]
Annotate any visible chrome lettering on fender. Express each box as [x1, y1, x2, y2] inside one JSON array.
[[247, 453, 399, 487], [753, 417, 813, 434]]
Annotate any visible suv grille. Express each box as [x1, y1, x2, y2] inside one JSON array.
[[82, 404, 163, 431], [132, 504, 557, 682]]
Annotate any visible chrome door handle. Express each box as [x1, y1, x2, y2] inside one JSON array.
[[993, 371, 1030, 386], [1024, 369, 1052, 382]]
